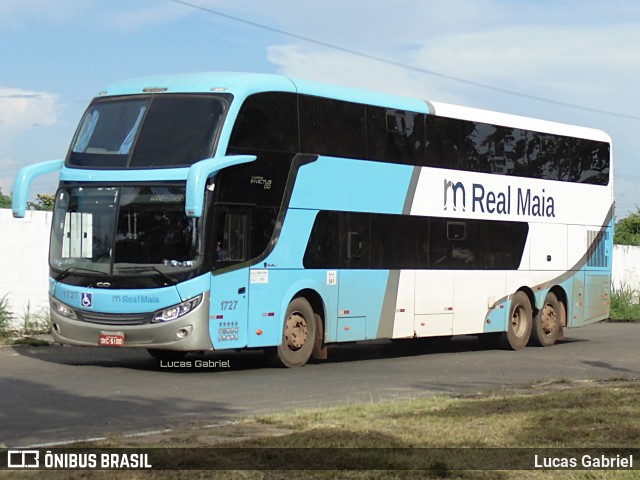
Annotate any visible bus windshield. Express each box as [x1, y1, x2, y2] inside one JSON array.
[[67, 94, 230, 168], [50, 186, 201, 278]]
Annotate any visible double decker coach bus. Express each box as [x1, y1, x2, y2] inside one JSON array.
[[12, 72, 613, 367]]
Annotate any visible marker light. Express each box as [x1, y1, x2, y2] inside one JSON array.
[[143, 87, 168, 93], [152, 295, 203, 323]]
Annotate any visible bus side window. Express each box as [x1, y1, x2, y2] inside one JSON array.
[[347, 232, 362, 260], [447, 221, 475, 266], [215, 210, 248, 262]]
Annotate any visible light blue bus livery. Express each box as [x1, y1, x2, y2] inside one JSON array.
[[13, 73, 613, 366]]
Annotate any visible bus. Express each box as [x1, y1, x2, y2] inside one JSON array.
[[12, 72, 613, 367]]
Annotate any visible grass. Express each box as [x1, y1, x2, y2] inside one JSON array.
[[2, 379, 639, 479], [0, 294, 14, 338], [0, 296, 51, 345], [609, 283, 640, 321]]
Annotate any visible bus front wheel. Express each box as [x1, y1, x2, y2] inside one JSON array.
[[530, 291, 562, 347], [502, 291, 532, 350], [274, 297, 316, 368]]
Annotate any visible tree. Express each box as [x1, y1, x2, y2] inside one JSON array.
[[614, 208, 640, 246], [0, 188, 55, 211], [34, 193, 55, 211], [0, 187, 11, 209]]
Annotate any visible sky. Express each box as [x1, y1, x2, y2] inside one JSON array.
[[1, 0, 639, 217]]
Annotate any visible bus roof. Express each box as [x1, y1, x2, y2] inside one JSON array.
[[429, 100, 611, 143], [101, 72, 428, 112], [102, 72, 610, 143]]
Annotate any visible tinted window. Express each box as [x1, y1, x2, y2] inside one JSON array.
[[425, 116, 610, 185], [369, 214, 429, 269], [68, 94, 229, 168], [217, 151, 295, 208], [212, 206, 278, 267], [130, 95, 226, 167], [229, 92, 299, 152], [299, 95, 366, 159], [304, 211, 528, 270], [429, 217, 528, 270], [367, 107, 425, 165]]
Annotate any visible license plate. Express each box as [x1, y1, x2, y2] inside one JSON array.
[[99, 333, 124, 347]]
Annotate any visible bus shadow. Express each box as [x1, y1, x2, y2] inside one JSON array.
[[11, 333, 586, 372], [316, 334, 585, 365]]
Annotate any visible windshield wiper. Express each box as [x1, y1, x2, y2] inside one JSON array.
[[54, 266, 109, 282], [117, 266, 178, 285]]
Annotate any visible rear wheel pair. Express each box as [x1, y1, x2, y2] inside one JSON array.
[[501, 291, 563, 350]]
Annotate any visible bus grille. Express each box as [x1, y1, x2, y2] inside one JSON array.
[[586, 229, 609, 268], [76, 310, 153, 326]]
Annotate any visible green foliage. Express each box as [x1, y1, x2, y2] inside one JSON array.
[[0, 187, 11, 209], [610, 282, 640, 321], [0, 294, 14, 337], [20, 300, 51, 334], [0, 188, 55, 211], [614, 207, 640, 245], [35, 193, 55, 210], [27, 193, 55, 211]]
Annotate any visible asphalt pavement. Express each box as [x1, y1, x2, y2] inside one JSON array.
[[1, 322, 638, 448]]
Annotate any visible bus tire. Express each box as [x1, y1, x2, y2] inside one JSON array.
[[530, 291, 561, 347], [312, 313, 328, 361], [147, 349, 188, 361], [274, 297, 316, 368], [502, 291, 532, 350]]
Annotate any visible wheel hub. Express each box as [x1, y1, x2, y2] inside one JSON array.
[[541, 304, 557, 334], [284, 312, 308, 350], [511, 305, 527, 337]]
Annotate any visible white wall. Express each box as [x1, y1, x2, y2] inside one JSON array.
[[612, 244, 640, 302], [0, 209, 52, 329]]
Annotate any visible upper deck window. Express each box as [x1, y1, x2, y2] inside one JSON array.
[[68, 94, 230, 168]]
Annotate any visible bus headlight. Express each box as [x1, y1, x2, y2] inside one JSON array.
[[51, 298, 77, 320], [152, 294, 203, 323]]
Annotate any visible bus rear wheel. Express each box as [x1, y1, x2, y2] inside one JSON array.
[[274, 297, 316, 368], [502, 291, 532, 350], [530, 291, 561, 347]]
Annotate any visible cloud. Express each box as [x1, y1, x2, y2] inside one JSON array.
[[0, 0, 81, 25], [267, 17, 640, 118], [411, 24, 640, 91], [0, 157, 19, 195], [0, 87, 59, 131], [0, 87, 60, 195], [267, 44, 468, 106]]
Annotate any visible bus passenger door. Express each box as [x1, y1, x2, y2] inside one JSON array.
[[209, 208, 250, 349], [210, 269, 249, 349], [414, 271, 454, 337]]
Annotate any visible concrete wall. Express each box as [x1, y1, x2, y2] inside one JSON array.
[[0, 209, 52, 329], [612, 244, 640, 302], [1, 207, 640, 329]]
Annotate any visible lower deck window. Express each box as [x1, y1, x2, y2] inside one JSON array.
[[303, 211, 528, 270]]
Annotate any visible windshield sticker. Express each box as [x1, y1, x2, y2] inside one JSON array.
[[81, 292, 93, 308]]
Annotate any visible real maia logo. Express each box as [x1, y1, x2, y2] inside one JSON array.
[[443, 179, 555, 217]]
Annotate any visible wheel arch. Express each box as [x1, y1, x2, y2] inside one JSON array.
[[513, 286, 538, 318], [548, 285, 568, 329], [294, 288, 326, 325]]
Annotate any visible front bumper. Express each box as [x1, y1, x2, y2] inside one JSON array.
[[49, 291, 213, 351]]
